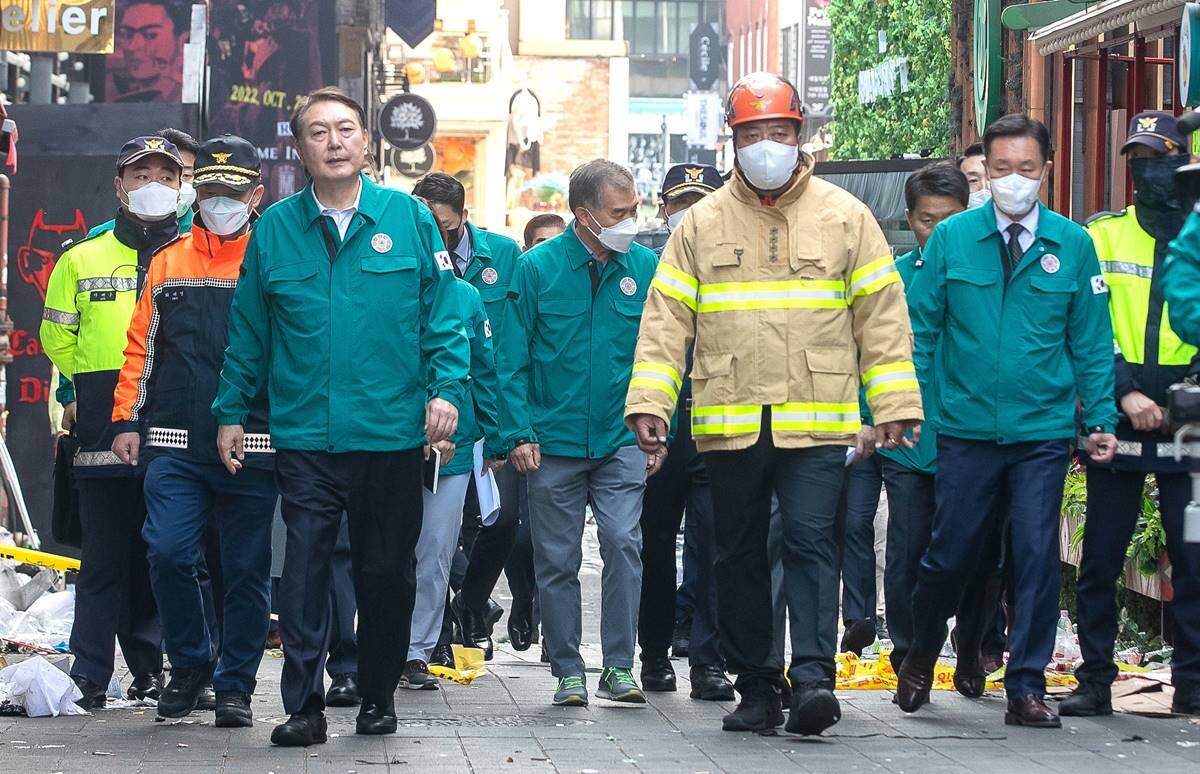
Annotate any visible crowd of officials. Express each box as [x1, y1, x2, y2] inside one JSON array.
[[36, 72, 1200, 746]]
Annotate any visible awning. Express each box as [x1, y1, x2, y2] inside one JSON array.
[[1030, 0, 1184, 54]]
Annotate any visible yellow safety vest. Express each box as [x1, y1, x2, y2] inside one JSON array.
[[40, 230, 145, 380], [1086, 206, 1196, 367]]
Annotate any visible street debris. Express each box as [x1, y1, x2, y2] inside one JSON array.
[[0, 655, 87, 717]]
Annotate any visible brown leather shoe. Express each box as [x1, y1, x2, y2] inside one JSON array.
[[896, 652, 938, 712], [980, 653, 1004, 676], [953, 653, 986, 698], [1004, 694, 1061, 728]]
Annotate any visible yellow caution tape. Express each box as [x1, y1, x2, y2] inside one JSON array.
[[428, 645, 488, 685], [833, 651, 1075, 691], [0, 544, 80, 572]]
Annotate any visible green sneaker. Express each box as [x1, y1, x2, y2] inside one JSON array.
[[597, 667, 646, 704], [552, 674, 588, 706]]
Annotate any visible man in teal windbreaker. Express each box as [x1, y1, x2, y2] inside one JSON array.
[[896, 115, 1117, 728], [1165, 209, 1200, 345], [412, 172, 524, 659], [211, 88, 470, 747], [499, 159, 660, 708]]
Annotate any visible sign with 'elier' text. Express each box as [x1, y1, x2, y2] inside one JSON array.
[[0, 0, 115, 54]]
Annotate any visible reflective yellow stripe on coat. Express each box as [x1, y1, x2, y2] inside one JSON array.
[[629, 361, 683, 401], [861, 362, 919, 400], [690, 403, 860, 436]]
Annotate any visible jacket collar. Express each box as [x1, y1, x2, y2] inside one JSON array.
[[461, 221, 493, 282], [190, 221, 254, 261], [300, 173, 380, 232], [113, 207, 179, 254], [970, 202, 1064, 247], [728, 150, 816, 208], [566, 221, 627, 269]]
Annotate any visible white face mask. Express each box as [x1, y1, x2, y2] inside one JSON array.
[[583, 209, 638, 254], [989, 172, 1043, 217], [123, 181, 180, 220], [666, 209, 688, 232], [737, 139, 799, 191], [968, 188, 992, 209], [198, 196, 252, 236], [175, 182, 196, 219]]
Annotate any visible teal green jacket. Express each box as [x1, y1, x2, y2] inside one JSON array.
[[442, 279, 502, 476], [908, 204, 1116, 443], [88, 209, 193, 238], [1164, 211, 1200, 346], [462, 221, 522, 330], [212, 176, 471, 451], [498, 225, 658, 458], [864, 249, 937, 474]]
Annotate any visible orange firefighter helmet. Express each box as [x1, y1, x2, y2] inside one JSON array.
[[725, 72, 804, 129]]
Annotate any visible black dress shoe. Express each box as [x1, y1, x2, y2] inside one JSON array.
[[214, 691, 254, 728], [271, 712, 327, 746], [430, 643, 455, 668], [953, 653, 986, 699], [157, 666, 209, 718], [356, 701, 398, 735], [671, 615, 691, 658], [1005, 694, 1061, 728], [325, 673, 361, 707], [1172, 684, 1200, 716], [689, 665, 734, 701], [722, 688, 784, 732], [896, 652, 939, 713], [786, 684, 841, 736], [485, 598, 504, 632], [72, 676, 107, 710], [840, 619, 877, 656], [640, 656, 677, 692], [508, 598, 534, 652], [1059, 682, 1112, 716], [196, 683, 217, 711], [128, 671, 164, 701], [452, 595, 494, 659]]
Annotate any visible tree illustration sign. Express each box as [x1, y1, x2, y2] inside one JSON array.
[[380, 93, 437, 150]]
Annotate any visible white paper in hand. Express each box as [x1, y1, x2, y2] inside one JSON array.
[[473, 440, 503, 526]]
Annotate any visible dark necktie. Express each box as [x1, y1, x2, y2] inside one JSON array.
[[1006, 223, 1025, 274]]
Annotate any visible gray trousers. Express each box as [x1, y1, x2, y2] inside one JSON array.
[[527, 445, 647, 677], [408, 472, 472, 662]]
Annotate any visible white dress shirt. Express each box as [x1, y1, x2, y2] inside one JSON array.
[[312, 179, 363, 241], [993, 203, 1039, 254]]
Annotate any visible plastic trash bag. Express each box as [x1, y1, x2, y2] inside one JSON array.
[[428, 645, 487, 685], [0, 656, 88, 717]]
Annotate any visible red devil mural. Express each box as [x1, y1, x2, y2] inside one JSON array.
[[16, 209, 88, 302]]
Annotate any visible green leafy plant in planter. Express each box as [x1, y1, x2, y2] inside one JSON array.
[[826, 0, 952, 160]]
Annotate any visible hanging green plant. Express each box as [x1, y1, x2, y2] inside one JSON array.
[[826, 0, 952, 159]]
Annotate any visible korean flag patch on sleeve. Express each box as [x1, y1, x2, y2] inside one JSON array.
[[435, 250, 453, 272], [1090, 275, 1108, 295]]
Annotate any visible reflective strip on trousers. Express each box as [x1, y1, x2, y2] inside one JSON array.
[[861, 362, 919, 399], [146, 426, 276, 453], [74, 450, 123, 466], [696, 279, 846, 313], [849, 255, 901, 298], [651, 264, 699, 310], [1077, 438, 1180, 458]]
